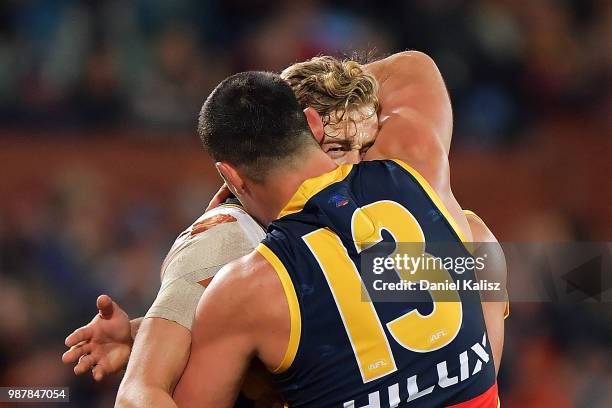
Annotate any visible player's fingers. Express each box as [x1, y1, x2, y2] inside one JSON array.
[[65, 326, 94, 347], [90, 352, 112, 381], [92, 364, 105, 382], [62, 342, 93, 364], [73, 353, 97, 376], [96, 294, 114, 319], [205, 184, 231, 211]]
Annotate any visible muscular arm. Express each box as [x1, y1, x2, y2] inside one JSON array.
[[173, 253, 289, 408], [115, 274, 212, 407], [466, 212, 507, 375], [366, 51, 453, 155], [115, 318, 190, 408], [365, 51, 471, 241], [115, 272, 209, 407]]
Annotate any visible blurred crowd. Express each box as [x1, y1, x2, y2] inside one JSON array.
[[0, 0, 609, 142], [0, 147, 213, 405], [0, 0, 610, 407]]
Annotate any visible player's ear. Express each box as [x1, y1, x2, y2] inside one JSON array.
[[303, 107, 325, 145], [215, 162, 245, 195]]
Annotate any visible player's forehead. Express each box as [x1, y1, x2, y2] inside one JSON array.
[[323, 105, 378, 146], [328, 104, 377, 125]]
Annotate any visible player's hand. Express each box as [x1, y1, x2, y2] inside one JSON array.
[[206, 183, 234, 211], [62, 295, 133, 381]]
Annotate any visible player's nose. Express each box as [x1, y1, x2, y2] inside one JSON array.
[[344, 150, 362, 164]]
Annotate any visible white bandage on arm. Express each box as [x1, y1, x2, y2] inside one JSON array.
[[145, 207, 264, 330], [145, 270, 208, 330]]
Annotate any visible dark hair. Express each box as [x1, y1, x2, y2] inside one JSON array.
[[198, 71, 316, 181]]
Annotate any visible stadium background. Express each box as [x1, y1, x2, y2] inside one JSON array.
[[0, 1, 610, 406]]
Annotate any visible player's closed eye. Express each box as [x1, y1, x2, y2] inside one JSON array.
[[325, 145, 351, 158]]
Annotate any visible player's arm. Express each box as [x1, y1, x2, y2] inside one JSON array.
[[364, 51, 470, 240], [115, 263, 212, 407], [172, 265, 253, 407], [364, 50, 450, 187], [173, 253, 288, 407], [115, 244, 209, 406], [465, 211, 507, 375], [365, 50, 453, 157], [115, 318, 190, 408]]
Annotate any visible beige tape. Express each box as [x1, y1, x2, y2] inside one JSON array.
[[145, 207, 265, 330]]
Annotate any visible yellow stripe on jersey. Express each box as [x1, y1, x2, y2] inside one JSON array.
[[278, 164, 354, 219], [256, 243, 301, 373], [392, 159, 468, 243]]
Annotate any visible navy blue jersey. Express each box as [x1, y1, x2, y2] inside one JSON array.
[[256, 160, 497, 408]]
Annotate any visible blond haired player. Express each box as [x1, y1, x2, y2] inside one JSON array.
[[62, 52, 506, 406]]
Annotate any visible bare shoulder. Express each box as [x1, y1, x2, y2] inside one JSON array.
[[207, 250, 283, 302], [195, 250, 288, 334], [192, 249, 290, 370]]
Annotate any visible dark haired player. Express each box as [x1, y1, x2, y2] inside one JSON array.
[[172, 71, 500, 407]]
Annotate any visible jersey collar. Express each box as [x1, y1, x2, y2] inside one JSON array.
[[278, 164, 354, 219]]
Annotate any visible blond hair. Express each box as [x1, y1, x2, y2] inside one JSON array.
[[281, 56, 379, 132]]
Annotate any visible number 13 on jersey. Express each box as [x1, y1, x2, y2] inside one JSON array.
[[303, 200, 463, 383]]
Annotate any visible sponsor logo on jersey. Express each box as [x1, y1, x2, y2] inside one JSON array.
[[343, 333, 492, 407], [329, 194, 350, 208]]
